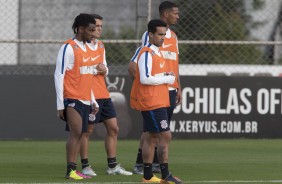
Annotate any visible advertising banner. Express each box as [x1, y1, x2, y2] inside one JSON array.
[[103, 76, 282, 139], [170, 76, 282, 138], [0, 75, 282, 139]]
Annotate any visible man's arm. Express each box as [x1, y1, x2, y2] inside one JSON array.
[[138, 52, 175, 85], [91, 90, 99, 114], [128, 46, 142, 79], [175, 35, 182, 105], [54, 44, 74, 120], [128, 61, 136, 79], [176, 74, 182, 105], [96, 43, 108, 75]]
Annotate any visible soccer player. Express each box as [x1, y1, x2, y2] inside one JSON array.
[[54, 13, 98, 180], [128, 1, 182, 175], [130, 19, 182, 183], [79, 14, 132, 176]]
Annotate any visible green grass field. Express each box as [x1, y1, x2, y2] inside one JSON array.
[[1, 139, 282, 183]]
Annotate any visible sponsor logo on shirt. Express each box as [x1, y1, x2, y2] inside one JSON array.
[[80, 65, 96, 74], [91, 55, 100, 61], [83, 57, 90, 62], [160, 62, 165, 68], [162, 43, 172, 48], [161, 51, 177, 61]]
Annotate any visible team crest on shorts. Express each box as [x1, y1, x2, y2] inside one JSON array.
[[89, 114, 96, 121], [160, 120, 168, 129], [68, 103, 75, 107]]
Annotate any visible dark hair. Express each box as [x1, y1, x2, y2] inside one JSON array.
[[72, 13, 96, 34], [91, 14, 103, 20], [147, 19, 167, 34], [159, 1, 178, 15]]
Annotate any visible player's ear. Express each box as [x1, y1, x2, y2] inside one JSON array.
[[164, 10, 169, 17], [78, 26, 84, 33], [148, 32, 153, 38]]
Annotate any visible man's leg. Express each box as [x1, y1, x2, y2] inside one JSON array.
[[158, 131, 171, 179], [152, 90, 177, 174], [80, 124, 94, 164], [142, 132, 159, 180], [66, 107, 83, 179], [133, 132, 145, 174], [80, 124, 96, 176], [103, 117, 118, 164], [133, 134, 159, 174], [158, 130, 183, 184], [104, 118, 132, 175]]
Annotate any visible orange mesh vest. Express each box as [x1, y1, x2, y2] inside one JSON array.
[[87, 41, 110, 99], [161, 30, 179, 89], [63, 39, 93, 101], [130, 46, 169, 111]]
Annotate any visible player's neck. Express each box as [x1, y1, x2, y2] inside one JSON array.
[[75, 34, 86, 43]]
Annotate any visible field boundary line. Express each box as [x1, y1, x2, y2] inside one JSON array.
[[2, 181, 282, 184]]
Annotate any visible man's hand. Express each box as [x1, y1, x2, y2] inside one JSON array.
[[96, 63, 107, 75], [176, 89, 182, 106], [57, 110, 65, 121], [164, 72, 175, 76], [91, 103, 99, 115]]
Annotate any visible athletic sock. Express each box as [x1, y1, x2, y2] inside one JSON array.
[[107, 157, 117, 168], [143, 163, 153, 180], [67, 162, 77, 175], [136, 148, 143, 164], [81, 158, 90, 169], [160, 163, 169, 179]]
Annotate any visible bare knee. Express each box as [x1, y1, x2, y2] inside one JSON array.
[[108, 124, 119, 136], [104, 118, 119, 136], [87, 124, 94, 134], [85, 124, 94, 137]]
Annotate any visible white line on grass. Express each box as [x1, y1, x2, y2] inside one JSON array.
[[192, 180, 282, 183], [3, 181, 282, 184]]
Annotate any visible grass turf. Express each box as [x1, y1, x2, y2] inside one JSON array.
[[0, 139, 282, 183]]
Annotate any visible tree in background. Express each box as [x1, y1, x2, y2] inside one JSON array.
[[175, 0, 266, 64], [101, 25, 137, 64]]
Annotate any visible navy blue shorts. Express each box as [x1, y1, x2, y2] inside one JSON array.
[[167, 90, 177, 123], [64, 99, 91, 133], [89, 98, 117, 124], [141, 107, 169, 133]]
